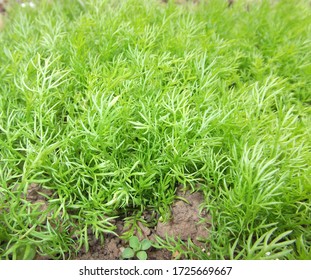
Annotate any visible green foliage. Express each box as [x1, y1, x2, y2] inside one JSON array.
[[122, 236, 152, 260], [5, 243, 37, 260], [122, 247, 135, 259], [0, 0, 310, 259]]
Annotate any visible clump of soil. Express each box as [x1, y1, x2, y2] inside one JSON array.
[[25, 183, 53, 212], [75, 230, 122, 260], [155, 189, 211, 247]]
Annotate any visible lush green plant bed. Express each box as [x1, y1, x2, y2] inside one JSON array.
[[0, 0, 310, 259]]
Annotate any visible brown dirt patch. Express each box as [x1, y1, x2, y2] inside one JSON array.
[[17, 185, 211, 259], [155, 188, 211, 246], [25, 183, 53, 212], [74, 230, 173, 260], [74, 220, 173, 260], [30, 186, 211, 260], [73, 188, 211, 260], [75, 230, 122, 260]]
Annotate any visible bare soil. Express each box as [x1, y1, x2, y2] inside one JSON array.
[[73, 187, 211, 260], [24, 183, 211, 260], [74, 226, 173, 260], [155, 189, 211, 247]]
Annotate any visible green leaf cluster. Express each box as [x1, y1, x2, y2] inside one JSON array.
[[122, 236, 152, 260]]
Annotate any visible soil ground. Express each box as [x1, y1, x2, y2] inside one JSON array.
[[25, 183, 211, 260], [73, 187, 211, 260]]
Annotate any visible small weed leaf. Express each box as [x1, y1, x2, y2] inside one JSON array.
[[122, 248, 135, 259], [136, 251, 148, 260], [129, 236, 141, 251], [141, 239, 152, 251]]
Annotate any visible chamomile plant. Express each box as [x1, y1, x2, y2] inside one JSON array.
[[0, 0, 310, 260]]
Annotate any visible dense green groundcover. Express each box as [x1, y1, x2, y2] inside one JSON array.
[[0, 0, 310, 259]]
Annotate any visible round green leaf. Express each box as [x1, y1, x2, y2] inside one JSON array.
[[141, 239, 152, 251], [137, 250, 148, 260], [122, 248, 134, 259], [129, 236, 140, 251]]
